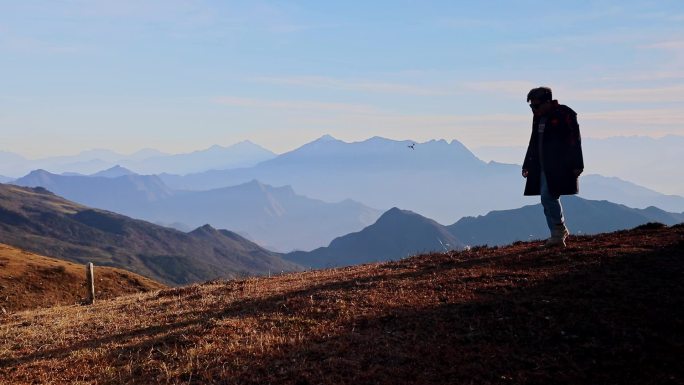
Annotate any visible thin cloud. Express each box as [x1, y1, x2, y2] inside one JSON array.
[[215, 95, 529, 126], [596, 70, 684, 82], [464, 81, 538, 98], [569, 84, 684, 103], [645, 39, 684, 51], [433, 17, 500, 30], [584, 108, 684, 125], [500, 28, 666, 55], [250, 76, 452, 95], [0, 34, 84, 54], [214, 96, 382, 114], [466, 80, 684, 103], [641, 38, 684, 66]]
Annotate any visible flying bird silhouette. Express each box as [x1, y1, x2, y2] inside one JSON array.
[[408, 143, 415, 150]]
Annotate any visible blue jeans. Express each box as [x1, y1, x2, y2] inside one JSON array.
[[540, 172, 564, 233]]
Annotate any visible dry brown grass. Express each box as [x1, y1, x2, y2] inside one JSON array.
[[0, 243, 166, 313], [1, 226, 683, 384]]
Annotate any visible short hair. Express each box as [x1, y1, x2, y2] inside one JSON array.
[[527, 87, 553, 102]]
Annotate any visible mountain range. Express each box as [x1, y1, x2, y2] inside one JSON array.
[[286, 207, 464, 268], [13, 170, 380, 252], [146, 180, 381, 251], [448, 196, 684, 246], [158, 135, 684, 223], [578, 174, 684, 213], [14, 169, 174, 216], [4, 174, 682, 281], [0, 183, 298, 285], [0, 141, 275, 177], [285, 196, 684, 268], [9, 135, 684, 253]]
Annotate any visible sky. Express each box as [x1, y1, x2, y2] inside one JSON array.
[[1, 0, 683, 158]]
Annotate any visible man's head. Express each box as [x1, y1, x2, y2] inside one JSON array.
[[527, 87, 553, 114]]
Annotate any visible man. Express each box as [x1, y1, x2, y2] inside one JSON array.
[[522, 87, 584, 247]]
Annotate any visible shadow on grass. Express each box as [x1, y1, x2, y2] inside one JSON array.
[[2, 234, 683, 385]]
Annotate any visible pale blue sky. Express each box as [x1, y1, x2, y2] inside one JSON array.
[[1, 1, 683, 157]]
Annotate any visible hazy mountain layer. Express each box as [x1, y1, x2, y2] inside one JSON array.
[[160, 135, 684, 223], [161, 136, 513, 223], [12, 171, 380, 252], [149, 180, 382, 252], [0, 183, 298, 285], [0, 141, 275, 177], [126, 141, 276, 175], [579, 174, 684, 213], [14, 170, 174, 216]]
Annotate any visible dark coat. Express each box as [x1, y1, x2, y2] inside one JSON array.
[[523, 101, 584, 197]]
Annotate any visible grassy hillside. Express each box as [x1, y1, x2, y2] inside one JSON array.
[[1, 225, 682, 384], [0, 243, 165, 313]]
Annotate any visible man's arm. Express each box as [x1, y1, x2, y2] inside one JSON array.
[[566, 112, 584, 175], [522, 127, 536, 178]]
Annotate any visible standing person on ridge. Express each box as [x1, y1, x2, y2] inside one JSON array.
[[522, 87, 584, 247]]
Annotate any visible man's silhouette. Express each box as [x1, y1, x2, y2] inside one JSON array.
[[522, 87, 584, 247]]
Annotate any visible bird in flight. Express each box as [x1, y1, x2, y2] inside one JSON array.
[[408, 143, 415, 150]]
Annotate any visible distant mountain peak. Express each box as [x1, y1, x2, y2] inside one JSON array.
[[379, 207, 416, 218], [360, 136, 409, 145], [92, 165, 137, 178], [20, 169, 56, 183], [233, 179, 296, 196], [244, 179, 267, 189], [382, 206, 406, 216], [189, 224, 247, 243], [207, 144, 225, 151], [189, 223, 219, 236], [316, 134, 338, 142], [233, 140, 266, 148], [27, 169, 53, 176], [285, 206, 463, 268], [375, 207, 433, 226]]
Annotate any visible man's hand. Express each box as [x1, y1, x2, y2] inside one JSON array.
[[522, 169, 528, 178], [573, 168, 583, 177]]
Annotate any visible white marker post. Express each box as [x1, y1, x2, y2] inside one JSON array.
[[86, 262, 95, 305]]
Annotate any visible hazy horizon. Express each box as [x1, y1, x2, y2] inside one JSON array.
[[3, 133, 684, 161]]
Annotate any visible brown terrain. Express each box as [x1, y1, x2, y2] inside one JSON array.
[[0, 243, 165, 313], [1, 224, 682, 384]]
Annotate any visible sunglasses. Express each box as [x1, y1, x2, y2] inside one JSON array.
[[529, 102, 545, 110]]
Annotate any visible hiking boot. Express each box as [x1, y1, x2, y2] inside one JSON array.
[[545, 223, 569, 248]]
